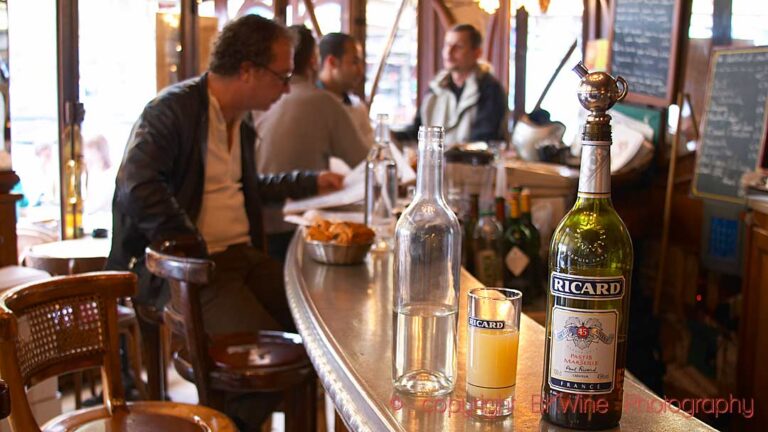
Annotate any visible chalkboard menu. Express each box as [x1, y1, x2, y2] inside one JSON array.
[[693, 47, 768, 203], [609, 0, 683, 107]]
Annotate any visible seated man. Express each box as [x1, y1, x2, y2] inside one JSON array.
[[393, 24, 508, 146], [106, 15, 342, 429], [317, 32, 374, 145], [256, 25, 369, 261]]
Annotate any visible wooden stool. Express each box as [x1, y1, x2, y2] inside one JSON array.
[[146, 239, 317, 432], [0, 272, 238, 431]]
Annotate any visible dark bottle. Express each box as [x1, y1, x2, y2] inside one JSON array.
[[464, 193, 479, 274], [520, 188, 542, 297], [502, 195, 536, 300], [541, 63, 632, 430], [472, 209, 504, 287], [495, 196, 506, 230]]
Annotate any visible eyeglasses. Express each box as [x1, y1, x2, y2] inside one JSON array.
[[260, 65, 293, 86]]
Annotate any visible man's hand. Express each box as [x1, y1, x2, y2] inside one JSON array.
[[317, 171, 344, 195]]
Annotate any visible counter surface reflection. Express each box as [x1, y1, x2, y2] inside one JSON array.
[[285, 235, 715, 431]]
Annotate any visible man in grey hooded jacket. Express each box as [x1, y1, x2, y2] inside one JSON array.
[[393, 24, 508, 146]]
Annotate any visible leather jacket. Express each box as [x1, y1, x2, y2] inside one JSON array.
[[106, 73, 317, 307]]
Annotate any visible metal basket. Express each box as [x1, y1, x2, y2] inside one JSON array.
[[304, 239, 373, 265]]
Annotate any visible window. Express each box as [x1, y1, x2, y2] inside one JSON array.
[[9, 0, 178, 239], [510, 0, 583, 144], [8, 0, 59, 237], [732, 0, 768, 45], [689, 0, 713, 39], [288, 0, 346, 33], [366, 0, 418, 126], [213, 0, 276, 20], [78, 0, 161, 233]]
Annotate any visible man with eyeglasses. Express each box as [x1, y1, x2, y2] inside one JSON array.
[[255, 25, 369, 261], [107, 15, 342, 429]]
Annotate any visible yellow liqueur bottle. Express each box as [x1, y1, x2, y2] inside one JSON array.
[[541, 63, 632, 430]]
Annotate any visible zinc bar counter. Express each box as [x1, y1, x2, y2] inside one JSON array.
[[285, 234, 715, 431]]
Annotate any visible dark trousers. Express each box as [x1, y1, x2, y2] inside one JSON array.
[[266, 230, 296, 263], [200, 243, 295, 335], [199, 244, 295, 430]]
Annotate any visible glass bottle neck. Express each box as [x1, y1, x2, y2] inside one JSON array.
[[577, 140, 611, 197], [375, 126, 389, 146], [414, 138, 445, 201]]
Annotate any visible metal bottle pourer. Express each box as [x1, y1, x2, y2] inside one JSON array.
[[573, 62, 629, 141]]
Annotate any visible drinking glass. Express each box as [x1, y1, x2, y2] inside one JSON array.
[[466, 288, 522, 419]]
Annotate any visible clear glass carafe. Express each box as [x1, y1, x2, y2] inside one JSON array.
[[393, 126, 461, 396]]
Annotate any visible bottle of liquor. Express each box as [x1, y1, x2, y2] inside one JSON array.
[[63, 122, 86, 239], [494, 155, 508, 229], [472, 208, 503, 287], [364, 114, 398, 250], [495, 196, 506, 229], [464, 193, 480, 274], [520, 188, 542, 296], [541, 63, 631, 429], [393, 126, 461, 396], [64, 157, 85, 239], [502, 194, 536, 300]]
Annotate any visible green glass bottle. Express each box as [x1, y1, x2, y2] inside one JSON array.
[[541, 63, 632, 430], [520, 188, 542, 297], [502, 194, 536, 299]]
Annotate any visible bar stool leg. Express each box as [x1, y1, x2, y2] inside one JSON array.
[[73, 372, 83, 409], [137, 313, 165, 400], [283, 376, 317, 432], [123, 320, 147, 399]]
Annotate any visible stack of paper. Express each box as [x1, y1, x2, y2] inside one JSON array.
[[283, 143, 416, 215]]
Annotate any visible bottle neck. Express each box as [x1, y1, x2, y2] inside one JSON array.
[[520, 194, 532, 220], [495, 197, 506, 222], [508, 198, 521, 219], [577, 140, 611, 198], [415, 137, 445, 201], [375, 118, 390, 147], [469, 195, 479, 220]]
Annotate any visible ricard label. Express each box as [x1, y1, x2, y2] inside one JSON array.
[[549, 306, 618, 394], [550, 272, 625, 300], [468, 317, 505, 330]]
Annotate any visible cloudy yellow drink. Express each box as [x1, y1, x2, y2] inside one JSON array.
[[465, 288, 522, 419]]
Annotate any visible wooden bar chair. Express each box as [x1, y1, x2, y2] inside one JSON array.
[[145, 240, 317, 432], [0, 271, 237, 431], [23, 254, 147, 405], [0, 272, 237, 432]]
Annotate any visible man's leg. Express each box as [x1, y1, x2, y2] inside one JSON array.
[[266, 230, 296, 263], [243, 246, 296, 332], [200, 244, 284, 429], [201, 245, 282, 335]]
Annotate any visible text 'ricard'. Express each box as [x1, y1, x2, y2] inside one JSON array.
[[469, 317, 506, 329], [550, 272, 625, 300]]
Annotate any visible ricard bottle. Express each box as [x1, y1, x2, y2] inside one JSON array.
[[541, 63, 632, 429], [393, 126, 461, 396], [364, 113, 398, 250]]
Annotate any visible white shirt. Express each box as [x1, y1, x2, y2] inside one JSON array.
[[196, 92, 251, 254]]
